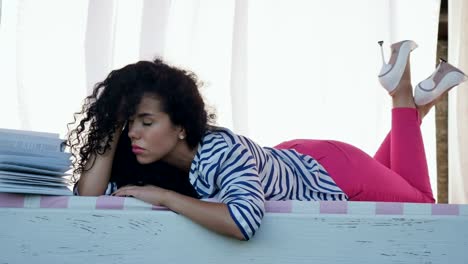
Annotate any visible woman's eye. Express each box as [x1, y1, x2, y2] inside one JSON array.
[[142, 121, 153, 126]]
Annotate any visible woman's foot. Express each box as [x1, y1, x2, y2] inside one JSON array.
[[391, 55, 416, 110], [391, 64, 429, 120], [378, 40, 418, 95], [416, 97, 439, 119], [414, 59, 468, 109]]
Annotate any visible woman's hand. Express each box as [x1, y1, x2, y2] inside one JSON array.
[[112, 185, 170, 206], [113, 184, 245, 240], [76, 127, 124, 196]]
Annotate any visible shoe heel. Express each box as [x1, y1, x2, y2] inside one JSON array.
[[378, 40, 418, 95]]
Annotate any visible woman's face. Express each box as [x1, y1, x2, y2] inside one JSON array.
[[127, 95, 183, 164]]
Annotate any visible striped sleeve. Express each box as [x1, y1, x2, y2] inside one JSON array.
[[215, 143, 265, 241]]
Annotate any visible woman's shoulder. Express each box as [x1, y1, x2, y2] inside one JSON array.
[[203, 126, 240, 147], [192, 127, 256, 187], [191, 127, 239, 187], [196, 126, 245, 164]]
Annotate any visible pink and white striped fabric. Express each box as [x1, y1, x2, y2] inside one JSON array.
[[0, 193, 466, 216]]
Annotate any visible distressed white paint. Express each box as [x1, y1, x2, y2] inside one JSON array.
[[0, 207, 467, 263]]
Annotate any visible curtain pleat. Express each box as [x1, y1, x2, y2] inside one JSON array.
[[448, 0, 468, 203]]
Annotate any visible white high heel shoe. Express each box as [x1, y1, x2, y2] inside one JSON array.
[[414, 59, 468, 106], [378, 40, 418, 95]]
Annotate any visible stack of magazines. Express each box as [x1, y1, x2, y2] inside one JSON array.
[[0, 128, 72, 195]]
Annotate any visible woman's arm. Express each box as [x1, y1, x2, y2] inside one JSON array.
[[77, 128, 122, 196], [112, 185, 245, 240], [166, 192, 245, 240], [113, 143, 266, 241]]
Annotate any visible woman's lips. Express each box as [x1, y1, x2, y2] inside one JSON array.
[[132, 145, 145, 154]]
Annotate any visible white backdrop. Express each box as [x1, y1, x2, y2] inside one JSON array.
[[448, 0, 468, 203], [0, 0, 441, 198]]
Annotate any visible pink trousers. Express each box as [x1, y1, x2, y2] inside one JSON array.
[[274, 108, 435, 203]]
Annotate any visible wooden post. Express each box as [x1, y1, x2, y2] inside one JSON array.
[[436, 0, 449, 203]]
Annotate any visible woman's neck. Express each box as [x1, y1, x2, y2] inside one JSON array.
[[163, 141, 197, 173]]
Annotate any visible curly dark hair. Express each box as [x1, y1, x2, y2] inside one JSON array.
[[66, 58, 216, 183]]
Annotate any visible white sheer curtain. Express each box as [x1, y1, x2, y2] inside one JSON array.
[[448, 0, 468, 204], [0, 0, 441, 198], [0, 0, 88, 135]]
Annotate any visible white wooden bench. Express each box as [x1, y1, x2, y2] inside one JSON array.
[[1, 193, 467, 263]]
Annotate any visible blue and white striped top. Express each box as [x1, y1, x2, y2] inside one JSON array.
[[190, 127, 347, 240]]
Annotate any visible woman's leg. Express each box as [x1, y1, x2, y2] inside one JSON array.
[[359, 57, 434, 201], [275, 138, 434, 203], [357, 108, 433, 200], [373, 59, 429, 168], [275, 57, 435, 202], [373, 132, 391, 167], [377, 57, 434, 199], [388, 107, 433, 200]]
